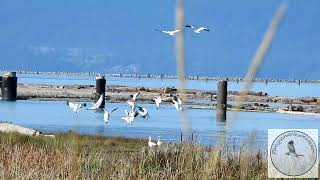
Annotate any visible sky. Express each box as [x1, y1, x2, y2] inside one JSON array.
[[0, 0, 319, 79]]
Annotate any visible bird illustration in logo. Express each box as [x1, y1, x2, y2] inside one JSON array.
[[286, 140, 304, 157]]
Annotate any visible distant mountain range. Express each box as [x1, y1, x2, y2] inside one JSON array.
[[0, 45, 319, 80]]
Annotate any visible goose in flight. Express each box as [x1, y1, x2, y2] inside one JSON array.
[[286, 140, 304, 157], [157, 136, 162, 146], [154, 29, 181, 36], [185, 25, 210, 33], [67, 101, 86, 113], [148, 136, 157, 147], [127, 92, 140, 110], [172, 95, 182, 111], [137, 106, 150, 119], [103, 107, 118, 124], [121, 109, 139, 125], [154, 95, 162, 109], [88, 94, 104, 110]]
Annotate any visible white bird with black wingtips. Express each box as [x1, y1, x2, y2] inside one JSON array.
[[121, 109, 139, 125], [137, 106, 150, 119], [67, 101, 86, 113], [172, 95, 182, 111], [127, 92, 140, 110], [154, 28, 181, 36], [103, 108, 118, 124], [185, 25, 210, 33]]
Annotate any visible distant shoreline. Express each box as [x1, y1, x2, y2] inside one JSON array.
[[1, 70, 320, 84]]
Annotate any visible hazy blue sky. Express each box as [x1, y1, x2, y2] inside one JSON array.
[[0, 0, 319, 79]]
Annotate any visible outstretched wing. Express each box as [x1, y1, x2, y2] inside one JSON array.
[[171, 29, 181, 34], [197, 27, 210, 32], [133, 92, 140, 101], [89, 94, 104, 110], [185, 25, 194, 29], [110, 108, 118, 113]]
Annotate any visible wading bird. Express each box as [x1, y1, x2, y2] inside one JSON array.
[[185, 25, 210, 33]]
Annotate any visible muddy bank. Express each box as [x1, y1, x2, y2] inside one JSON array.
[[17, 83, 320, 105]]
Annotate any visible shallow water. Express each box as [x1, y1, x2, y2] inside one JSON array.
[[17, 74, 320, 97], [1, 100, 319, 147]]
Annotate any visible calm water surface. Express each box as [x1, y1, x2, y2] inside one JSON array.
[[1, 100, 319, 146], [17, 74, 320, 97]]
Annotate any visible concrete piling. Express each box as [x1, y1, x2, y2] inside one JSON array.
[[216, 80, 227, 121], [1, 72, 17, 101], [95, 76, 106, 108]]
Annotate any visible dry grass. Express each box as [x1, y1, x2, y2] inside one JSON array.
[[0, 132, 274, 179]]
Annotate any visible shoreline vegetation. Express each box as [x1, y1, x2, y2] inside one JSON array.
[[0, 131, 271, 179]]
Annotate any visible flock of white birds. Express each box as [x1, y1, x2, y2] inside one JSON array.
[[65, 24, 209, 146], [66, 92, 183, 147]]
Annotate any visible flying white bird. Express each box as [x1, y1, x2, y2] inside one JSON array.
[[103, 108, 118, 124], [172, 96, 182, 111], [67, 101, 86, 113], [185, 25, 210, 33], [137, 106, 150, 119], [154, 95, 162, 109], [121, 109, 139, 125], [148, 136, 157, 147], [88, 94, 104, 110], [127, 92, 140, 110], [286, 140, 304, 157], [154, 29, 181, 36], [157, 136, 162, 146]]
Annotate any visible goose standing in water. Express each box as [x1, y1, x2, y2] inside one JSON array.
[[67, 101, 86, 113], [148, 136, 157, 147], [138, 106, 150, 119], [172, 96, 182, 111], [127, 92, 140, 110], [154, 95, 162, 109], [103, 108, 118, 124], [185, 25, 210, 33]]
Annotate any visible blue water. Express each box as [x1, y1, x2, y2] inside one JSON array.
[[17, 74, 320, 97], [1, 100, 319, 146]]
